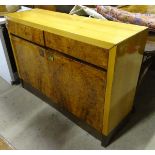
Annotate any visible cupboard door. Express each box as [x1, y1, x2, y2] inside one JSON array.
[[45, 49, 107, 132], [10, 35, 107, 132], [10, 35, 48, 93]]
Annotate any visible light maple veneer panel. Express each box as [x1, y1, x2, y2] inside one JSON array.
[[103, 29, 148, 135], [6, 8, 147, 49]]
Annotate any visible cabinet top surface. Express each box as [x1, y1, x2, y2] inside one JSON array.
[[6, 9, 147, 49]]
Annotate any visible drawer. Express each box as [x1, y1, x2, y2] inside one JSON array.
[[45, 32, 109, 70], [7, 21, 44, 46]]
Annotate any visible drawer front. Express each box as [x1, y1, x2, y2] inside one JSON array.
[[45, 49, 107, 132], [8, 21, 44, 46], [45, 32, 109, 70]]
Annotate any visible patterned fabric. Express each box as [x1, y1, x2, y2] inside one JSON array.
[[96, 5, 155, 31]]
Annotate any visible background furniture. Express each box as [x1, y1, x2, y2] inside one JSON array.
[[25, 5, 73, 13], [0, 5, 20, 16], [0, 6, 31, 84], [0, 18, 17, 84], [119, 5, 155, 85]]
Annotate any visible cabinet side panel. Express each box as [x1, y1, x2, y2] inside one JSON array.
[[102, 46, 117, 135], [103, 29, 148, 135]]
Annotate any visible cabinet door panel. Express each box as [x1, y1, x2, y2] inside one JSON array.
[[45, 49, 107, 132], [10, 35, 49, 93]]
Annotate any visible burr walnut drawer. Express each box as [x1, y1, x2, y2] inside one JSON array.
[[45, 32, 109, 70], [7, 21, 44, 46]]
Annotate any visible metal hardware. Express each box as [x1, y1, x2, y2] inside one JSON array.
[[48, 55, 54, 62], [39, 49, 45, 57]]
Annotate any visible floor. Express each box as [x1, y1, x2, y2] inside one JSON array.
[[0, 69, 155, 150]]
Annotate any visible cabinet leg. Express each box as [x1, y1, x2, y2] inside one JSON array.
[[101, 108, 134, 147], [101, 135, 113, 147], [11, 78, 20, 85]]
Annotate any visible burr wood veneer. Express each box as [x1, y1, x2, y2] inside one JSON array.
[[6, 9, 148, 146]]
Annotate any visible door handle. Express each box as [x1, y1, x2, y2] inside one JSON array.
[[39, 49, 45, 57], [48, 55, 54, 62]]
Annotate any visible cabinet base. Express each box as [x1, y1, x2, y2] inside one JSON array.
[[101, 110, 133, 147], [21, 79, 134, 147]]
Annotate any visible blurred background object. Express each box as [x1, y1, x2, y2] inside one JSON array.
[[34, 5, 56, 11], [0, 6, 31, 84], [69, 5, 107, 19], [118, 5, 155, 14], [55, 5, 74, 13], [0, 5, 20, 16], [25, 5, 73, 13]]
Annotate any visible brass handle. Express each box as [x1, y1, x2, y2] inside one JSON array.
[[48, 55, 54, 62], [39, 49, 45, 57]]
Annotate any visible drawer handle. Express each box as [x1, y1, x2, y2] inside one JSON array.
[[48, 56, 54, 62], [39, 49, 45, 57]]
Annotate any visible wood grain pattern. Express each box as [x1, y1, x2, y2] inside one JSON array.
[[11, 36, 107, 132], [6, 9, 147, 49], [45, 49, 107, 132], [103, 29, 148, 135], [45, 32, 109, 69], [10, 35, 47, 92], [8, 21, 44, 46]]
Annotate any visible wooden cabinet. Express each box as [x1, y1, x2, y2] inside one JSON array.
[[7, 9, 148, 146]]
